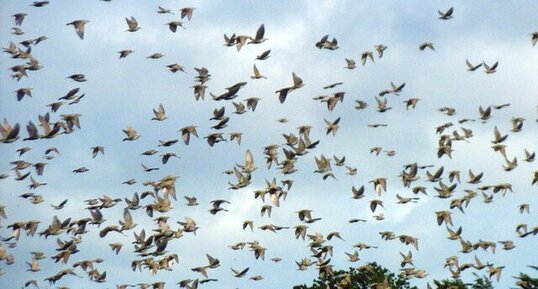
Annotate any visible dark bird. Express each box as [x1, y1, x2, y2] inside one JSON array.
[[180, 7, 195, 21], [438, 7, 454, 20], [13, 13, 27, 26], [256, 49, 271, 60]]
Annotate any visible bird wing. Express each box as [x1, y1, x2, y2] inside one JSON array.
[[253, 64, 261, 76], [245, 149, 254, 170], [292, 72, 303, 87], [254, 24, 265, 40]]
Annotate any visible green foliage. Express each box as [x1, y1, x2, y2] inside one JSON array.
[[293, 262, 417, 289], [513, 266, 538, 289], [470, 274, 494, 289], [433, 278, 467, 289], [433, 274, 492, 289], [293, 263, 538, 289]]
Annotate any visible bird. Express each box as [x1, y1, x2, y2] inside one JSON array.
[[13, 13, 27, 26], [275, 72, 304, 103], [251, 64, 266, 79], [361, 51, 375, 65], [256, 49, 271, 60], [316, 34, 338, 50], [369, 199, 384, 212], [229, 132, 242, 145], [346, 166, 357, 176], [243, 220, 254, 231], [141, 149, 158, 156], [16, 147, 31, 156], [1, 120, 21, 143], [66, 20, 90, 39], [250, 275, 263, 281], [12, 27, 24, 35], [142, 163, 159, 172], [15, 88, 32, 101], [324, 117, 340, 136], [245, 97, 261, 111], [375, 44, 388, 57], [122, 127, 140, 141], [511, 117, 525, 132], [180, 7, 195, 21], [157, 6, 173, 14], [91, 146, 105, 158], [231, 267, 249, 278], [491, 126, 508, 144], [51, 199, 68, 210], [419, 42, 436, 51], [224, 33, 237, 47], [324, 83, 343, 90], [436, 211, 453, 226], [73, 167, 89, 173], [531, 31, 538, 46], [31, 1, 49, 7], [109, 243, 123, 255], [400, 251, 414, 267], [166, 63, 185, 73], [370, 177, 387, 195], [483, 61, 499, 73], [118, 49, 134, 58], [524, 149, 535, 162], [355, 100, 368, 110], [204, 133, 225, 147], [260, 205, 272, 218], [519, 204, 530, 214], [67, 74, 87, 82], [404, 98, 420, 109], [234, 35, 250, 51], [125, 17, 141, 32], [438, 7, 454, 19], [179, 196, 199, 208], [396, 194, 419, 204], [167, 21, 185, 32], [466, 59, 483, 71], [375, 97, 391, 112], [344, 58, 357, 69], [152, 104, 167, 121], [179, 126, 198, 145], [488, 266, 504, 282], [209, 199, 230, 214], [147, 53, 164, 59], [248, 24, 267, 44], [467, 169, 484, 184], [479, 106, 492, 121]]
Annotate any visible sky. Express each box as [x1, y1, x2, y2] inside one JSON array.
[[1, 1, 538, 288]]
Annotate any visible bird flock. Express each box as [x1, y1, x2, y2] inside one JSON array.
[[1, 2, 538, 289]]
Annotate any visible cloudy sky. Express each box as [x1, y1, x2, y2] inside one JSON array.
[[1, 1, 537, 288]]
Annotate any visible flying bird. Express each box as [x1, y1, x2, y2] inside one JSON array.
[[180, 7, 195, 21], [275, 72, 304, 103], [483, 61, 499, 73], [66, 20, 90, 39], [438, 7, 454, 19], [248, 24, 267, 44], [125, 16, 141, 32]]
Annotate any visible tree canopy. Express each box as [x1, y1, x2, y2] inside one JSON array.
[[293, 262, 418, 289]]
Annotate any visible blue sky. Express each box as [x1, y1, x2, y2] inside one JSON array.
[[1, 1, 537, 288]]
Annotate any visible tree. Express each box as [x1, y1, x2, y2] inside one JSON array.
[[433, 274, 492, 289], [293, 262, 418, 289], [513, 266, 538, 289]]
